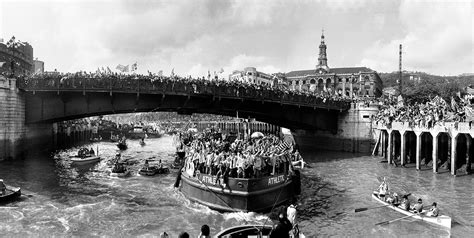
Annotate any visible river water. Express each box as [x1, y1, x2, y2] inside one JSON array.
[[0, 135, 473, 237]]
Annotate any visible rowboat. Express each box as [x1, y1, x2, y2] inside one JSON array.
[[372, 192, 451, 229], [215, 225, 273, 238], [0, 185, 21, 203], [70, 156, 101, 165]]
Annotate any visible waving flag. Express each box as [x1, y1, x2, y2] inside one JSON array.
[[157, 70, 163, 76], [465, 106, 474, 122], [131, 62, 138, 72]]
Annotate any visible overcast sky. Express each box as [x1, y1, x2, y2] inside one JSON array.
[[1, 0, 472, 76]]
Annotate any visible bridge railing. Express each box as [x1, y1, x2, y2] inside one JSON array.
[[16, 76, 352, 110]]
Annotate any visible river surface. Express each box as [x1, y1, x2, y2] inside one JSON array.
[[0, 135, 473, 237]]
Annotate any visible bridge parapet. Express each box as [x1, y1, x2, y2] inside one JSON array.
[[17, 76, 351, 111]]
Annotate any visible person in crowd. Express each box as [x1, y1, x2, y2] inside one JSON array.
[[412, 198, 424, 213], [378, 177, 389, 201], [198, 224, 210, 238], [144, 159, 149, 170], [386, 192, 399, 205], [178, 232, 189, 238], [270, 213, 292, 238], [0, 179, 6, 195], [89, 147, 95, 156], [427, 202, 439, 217]]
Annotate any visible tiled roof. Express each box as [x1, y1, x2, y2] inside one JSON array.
[[286, 67, 374, 77]]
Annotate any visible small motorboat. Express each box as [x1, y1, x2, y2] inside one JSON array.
[[70, 148, 101, 165], [117, 140, 128, 150], [372, 191, 451, 229], [215, 225, 273, 238], [138, 162, 170, 176], [111, 163, 131, 178], [0, 181, 21, 203], [71, 155, 101, 165]]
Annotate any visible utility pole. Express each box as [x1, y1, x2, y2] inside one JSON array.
[[399, 44, 403, 96]]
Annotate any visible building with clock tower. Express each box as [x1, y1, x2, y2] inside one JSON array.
[[285, 31, 382, 98]]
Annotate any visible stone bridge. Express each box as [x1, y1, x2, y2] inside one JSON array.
[[16, 76, 351, 131]]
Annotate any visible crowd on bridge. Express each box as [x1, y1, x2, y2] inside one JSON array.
[[17, 71, 352, 108], [177, 127, 302, 181], [373, 95, 474, 128]]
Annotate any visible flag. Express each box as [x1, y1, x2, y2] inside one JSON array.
[[171, 68, 175, 77], [157, 70, 163, 76], [131, 62, 138, 72], [397, 95, 404, 107], [106, 67, 112, 75], [450, 97, 458, 111], [219, 68, 224, 74], [465, 106, 474, 122], [432, 96, 447, 107], [101, 67, 106, 73], [123, 65, 129, 72]]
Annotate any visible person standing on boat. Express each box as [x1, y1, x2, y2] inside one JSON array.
[[378, 177, 389, 201], [427, 202, 439, 217], [0, 179, 6, 195]]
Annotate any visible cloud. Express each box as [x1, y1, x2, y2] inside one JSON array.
[[2, 0, 471, 77], [360, 0, 473, 75]]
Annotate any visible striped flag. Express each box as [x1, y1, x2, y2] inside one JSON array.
[[276, 140, 291, 153]]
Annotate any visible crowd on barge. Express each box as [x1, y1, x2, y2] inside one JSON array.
[[177, 128, 302, 180]]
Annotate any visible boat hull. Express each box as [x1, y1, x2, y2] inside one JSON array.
[[372, 192, 451, 229], [215, 225, 273, 237], [0, 186, 21, 203], [179, 172, 298, 213], [70, 156, 101, 165], [111, 170, 131, 178], [139, 167, 169, 176]]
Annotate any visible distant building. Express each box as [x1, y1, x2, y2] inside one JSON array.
[[285, 32, 383, 98], [0, 36, 34, 75], [229, 67, 276, 86], [33, 59, 44, 74]]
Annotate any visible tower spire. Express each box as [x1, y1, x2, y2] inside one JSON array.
[[317, 29, 329, 71]]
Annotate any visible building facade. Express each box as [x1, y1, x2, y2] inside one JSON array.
[[0, 37, 34, 75], [229, 67, 276, 86], [34, 59, 44, 74], [285, 32, 383, 98]]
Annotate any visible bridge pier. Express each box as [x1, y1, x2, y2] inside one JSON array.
[[374, 122, 474, 176], [292, 103, 379, 153]]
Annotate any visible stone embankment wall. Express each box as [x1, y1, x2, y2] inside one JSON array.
[[293, 103, 379, 153], [0, 77, 55, 160], [0, 77, 26, 160]]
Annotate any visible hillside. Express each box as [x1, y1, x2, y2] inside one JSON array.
[[379, 71, 473, 103]]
